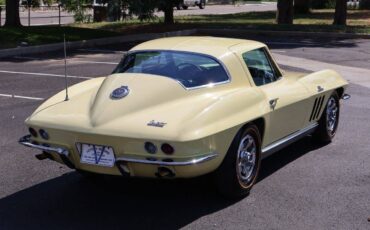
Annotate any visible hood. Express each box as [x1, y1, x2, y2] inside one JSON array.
[[27, 73, 239, 141]]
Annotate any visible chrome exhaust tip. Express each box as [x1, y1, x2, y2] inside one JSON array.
[[35, 153, 49, 160], [342, 94, 351, 100], [155, 167, 175, 178]]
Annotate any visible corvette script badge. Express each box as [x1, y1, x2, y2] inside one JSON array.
[[110, 85, 130, 99], [147, 120, 167, 128]]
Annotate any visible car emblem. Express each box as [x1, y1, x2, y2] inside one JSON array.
[[110, 85, 130, 99], [147, 120, 167, 128]]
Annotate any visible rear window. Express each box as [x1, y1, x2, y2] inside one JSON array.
[[113, 51, 230, 89]]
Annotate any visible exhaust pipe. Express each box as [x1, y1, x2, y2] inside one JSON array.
[[35, 153, 49, 160], [155, 167, 175, 178]]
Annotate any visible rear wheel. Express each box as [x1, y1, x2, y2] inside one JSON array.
[[182, 5, 188, 10], [214, 124, 261, 198], [313, 91, 340, 143]]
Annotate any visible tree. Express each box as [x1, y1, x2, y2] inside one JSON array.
[[158, 0, 179, 24], [333, 0, 347, 25], [276, 0, 294, 24], [129, 0, 181, 24], [4, 0, 22, 27], [294, 0, 310, 14]]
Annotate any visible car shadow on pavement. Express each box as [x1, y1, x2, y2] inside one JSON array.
[[0, 136, 326, 230]]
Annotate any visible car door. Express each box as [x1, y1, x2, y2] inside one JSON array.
[[241, 48, 312, 146]]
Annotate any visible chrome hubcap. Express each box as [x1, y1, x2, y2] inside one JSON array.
[[326, 97, 338, 134], [236, 134, 256, 185]]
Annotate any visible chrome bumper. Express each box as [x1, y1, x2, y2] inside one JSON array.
[[116, 153, 218, 166], [19, 134, 218, 167], [19, 135, 69, 156]]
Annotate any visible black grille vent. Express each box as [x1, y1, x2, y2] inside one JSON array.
[[309, 95, 325, 121]]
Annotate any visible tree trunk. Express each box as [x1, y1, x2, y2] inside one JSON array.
[[333, 0, 347, 25], [163, 2, 174, 25], [276, 0, 294, 24], [294, 0, 310, 14], [4, 0, 22, 27]]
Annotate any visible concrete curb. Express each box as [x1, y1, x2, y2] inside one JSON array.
[[0, 27, 369, 58], [0, 29, 197, 58]]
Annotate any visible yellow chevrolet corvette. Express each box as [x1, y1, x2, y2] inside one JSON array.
[[20, 37, 349, 197]]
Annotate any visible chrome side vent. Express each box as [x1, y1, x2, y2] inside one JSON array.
[[309, 96, 325, 121]]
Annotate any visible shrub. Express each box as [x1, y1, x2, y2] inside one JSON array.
[[360, 0, 370, 9], [311, 0, 336, 9]]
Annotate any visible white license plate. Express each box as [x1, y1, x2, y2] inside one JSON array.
[[79, 143, 115, 167]]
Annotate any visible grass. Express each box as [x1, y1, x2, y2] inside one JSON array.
[[0, 9, 369, 49], [175, 9, 370, 34], [0, 26, 120, 49]]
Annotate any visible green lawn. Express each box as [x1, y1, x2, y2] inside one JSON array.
[[0, 9, 369, 49], [0, 26, 120, 49]]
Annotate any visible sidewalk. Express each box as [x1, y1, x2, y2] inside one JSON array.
[[274, 53, 370, 89]]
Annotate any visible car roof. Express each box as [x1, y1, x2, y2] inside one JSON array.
[[130, 36, 266, 59]]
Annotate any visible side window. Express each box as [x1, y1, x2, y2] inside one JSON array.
[[242, 48, 280, 86]]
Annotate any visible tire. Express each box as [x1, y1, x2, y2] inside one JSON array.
[[313, 91, 340, 143], [176, 4, 181, 10], [214, 124, 262, 198], [198, 0, 206, 9], [182, 5, 188, 10]]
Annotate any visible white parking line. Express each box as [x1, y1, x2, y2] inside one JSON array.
[[72, 60, 118, 65], [0, 93, 44, 101], [13, 56, 119, 65], [0, 70, 91, 79], [77, 48, 126, 54]]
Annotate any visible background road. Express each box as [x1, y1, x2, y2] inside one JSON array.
[[0, 35, 369, 229], [0, 3, 276, 26]]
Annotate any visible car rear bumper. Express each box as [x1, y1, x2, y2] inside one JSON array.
[[18, 134, 220, 178]]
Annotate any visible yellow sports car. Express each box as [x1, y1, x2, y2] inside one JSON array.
[[19, 37, 349, 197]]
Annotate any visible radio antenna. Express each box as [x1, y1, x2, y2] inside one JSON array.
[[63, 34, 69, 101]]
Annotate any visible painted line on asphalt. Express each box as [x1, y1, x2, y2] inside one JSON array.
[[77, 48, 126, 54], [71, 60, 118, 65], [0, 93, 44, 101], [0, 70, 91, 79], [13, 56, 119, 65]]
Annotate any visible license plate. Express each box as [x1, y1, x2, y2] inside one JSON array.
[[79, 143, 115, 167]]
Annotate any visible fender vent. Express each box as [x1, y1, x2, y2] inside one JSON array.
[[309, 96, 325, 121]]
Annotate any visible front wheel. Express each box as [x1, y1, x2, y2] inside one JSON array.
[[198, 0, 206, 9], [313, 91, 340, 143], [214, 124, 262, 198]]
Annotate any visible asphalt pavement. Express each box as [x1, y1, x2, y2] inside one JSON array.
[[0, 35, 369, 229]]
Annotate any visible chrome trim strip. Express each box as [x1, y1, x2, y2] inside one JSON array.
[[261, 122, 318, 159], [116, 153, 218, 166], [113, 49, 232, 91], [19, 135, 69, 156]]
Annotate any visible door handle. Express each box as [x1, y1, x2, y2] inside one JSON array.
[[269, 98, 279, 110]]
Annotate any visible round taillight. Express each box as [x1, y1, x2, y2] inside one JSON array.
[[29, 127, 38, 137], [144, 142, 157, 154], [161, 143, 174, 155], [39, 129, 49, 140]]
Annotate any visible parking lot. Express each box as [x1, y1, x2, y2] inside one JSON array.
[[0, 35, 369, 229]]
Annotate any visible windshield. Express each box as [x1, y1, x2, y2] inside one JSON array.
[[112, 51, 230, 89]]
